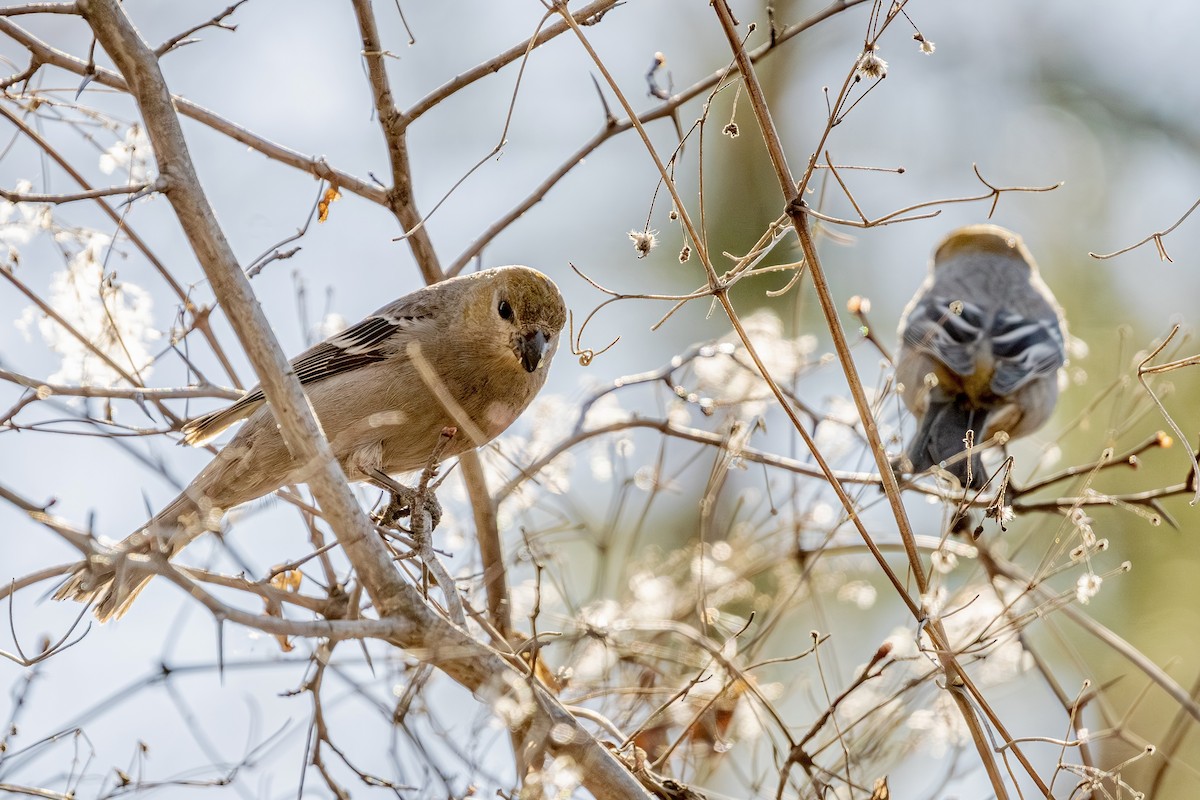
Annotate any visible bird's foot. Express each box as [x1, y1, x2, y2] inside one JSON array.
[[368, 471, 443, 532]]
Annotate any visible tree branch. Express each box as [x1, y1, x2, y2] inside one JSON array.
[[79, 0, 400, 617], [73, 5, 649, 796], [349, 0, 443, 284], [0, 17, 387, 206]]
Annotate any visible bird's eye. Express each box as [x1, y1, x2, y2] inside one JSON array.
[[498, 299, 514, 321]]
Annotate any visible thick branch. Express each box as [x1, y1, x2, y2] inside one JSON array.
[[79, 0, 402, 616], [74, 4, 645, 796], [709, 2, 1043, 796]]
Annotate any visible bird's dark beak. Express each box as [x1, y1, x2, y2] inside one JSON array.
[[516, 330, 550, 373]]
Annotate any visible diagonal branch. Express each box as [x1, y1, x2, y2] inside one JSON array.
[[403, 0, 622, 124], [709, 1, 1048, 796], [79, 0, 398, 617], [73, 4, 652, 796]]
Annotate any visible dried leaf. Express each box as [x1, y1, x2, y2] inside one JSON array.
[[270, 569, 302, 592], [318, 186, 341, 223]]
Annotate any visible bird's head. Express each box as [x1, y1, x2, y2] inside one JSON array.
[[485, 266, 567, 374], [933, 223, 1038, 275]]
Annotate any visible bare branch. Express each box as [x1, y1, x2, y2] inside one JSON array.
[[1135, 325, 1200, 504], [0, 18, 388, 206], [349, 0, 442, 284], [0, 366, 242, 401], [0, 3, 78, 15], [0, 103, 243, 387], [403, 0, 623, 124], [448, 0, 872, 275], [154, 0, 248, 57], [79, 0, 400, 615], [709, 2, 1042, 795], [1090, 196, 1200, 261], [0, 179, 160, 204]]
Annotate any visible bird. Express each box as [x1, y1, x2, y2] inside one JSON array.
[[55, 265, 567, 620], [896, 224, 1067, 489]]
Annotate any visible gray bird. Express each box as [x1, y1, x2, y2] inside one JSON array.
[[896, 224, 1067, 489], [56, 265, 567, 620]]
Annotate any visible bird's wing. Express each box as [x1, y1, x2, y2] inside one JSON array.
[[181, 294, 440, 446], [989, 311, 1065, 396], [901, 295, 989, 378]]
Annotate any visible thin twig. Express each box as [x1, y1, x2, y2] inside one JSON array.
[[0, 180, 159, 204], [1089, 196, 1200, 262], [709, 2, 1042, 795], [0, 18, 388, 205], [154, 0, 247, 57], [1135, 325, 1200, 504]]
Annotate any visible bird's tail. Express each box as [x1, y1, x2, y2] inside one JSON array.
[[53, 491, 220, 622], [905, 399, 990, 489]]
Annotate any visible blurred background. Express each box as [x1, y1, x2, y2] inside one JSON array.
[[2, 0, 1199, 797]]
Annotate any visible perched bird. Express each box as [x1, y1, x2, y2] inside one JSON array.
[[896, 224, 1067, 489], [56, 265, 567, 620]]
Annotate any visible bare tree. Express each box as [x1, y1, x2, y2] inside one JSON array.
[[1, 1, 1197, 798]]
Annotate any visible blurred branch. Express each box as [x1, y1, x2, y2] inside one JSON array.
[[709, 2, 1044, 796], [0, 102, 242, 387], [981, 546, 1200, 725], [0, 482, 93, 553], [460, 452, 510, 640], [0, 784, 74, 799], [0, 265, 180, 422]]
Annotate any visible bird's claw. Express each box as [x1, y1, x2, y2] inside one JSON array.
[[373, 485, 443, 531]]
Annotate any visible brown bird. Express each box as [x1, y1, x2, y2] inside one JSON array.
[[57, 265, 567, 620], [896, 225, 1067, 489]]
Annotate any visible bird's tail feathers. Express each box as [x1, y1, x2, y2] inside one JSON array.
[[905, 400, 990, 489], [53, 552, 157, 623], [180, 400, 256, 447], [53, 491, 220, 622]]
